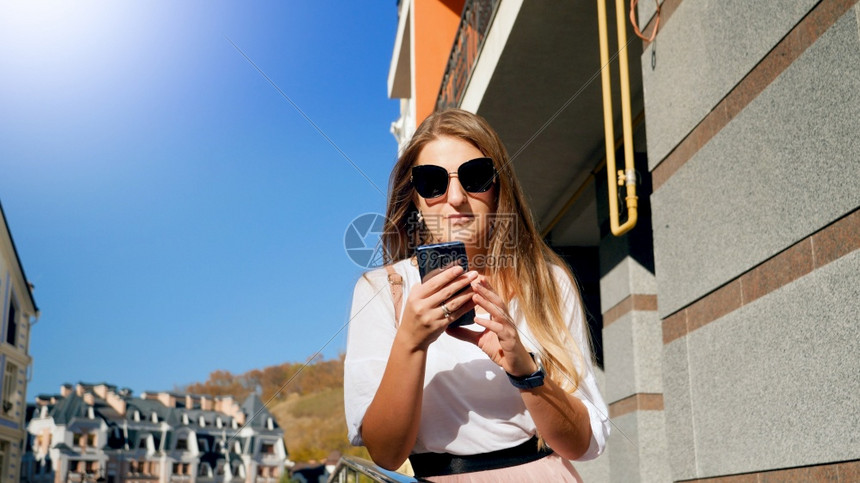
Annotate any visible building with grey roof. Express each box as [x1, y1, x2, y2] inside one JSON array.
[[21, 382, 288, 482]]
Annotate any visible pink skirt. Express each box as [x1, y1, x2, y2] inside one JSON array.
[[425, 454, 582, 482]]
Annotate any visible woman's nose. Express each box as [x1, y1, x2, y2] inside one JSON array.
[[446, 175, 468, 206]]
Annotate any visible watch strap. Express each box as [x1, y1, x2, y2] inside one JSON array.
[[506, 352, 545, 389]]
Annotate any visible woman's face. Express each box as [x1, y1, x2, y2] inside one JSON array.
[[413, 135, 497, 253]]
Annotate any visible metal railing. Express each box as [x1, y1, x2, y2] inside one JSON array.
[[435, 0, 501, 111], [328, 456, 423, 483]]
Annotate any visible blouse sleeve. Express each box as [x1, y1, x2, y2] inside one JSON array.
[[343, 270, 400, 446], [552, 265, 611, 461]]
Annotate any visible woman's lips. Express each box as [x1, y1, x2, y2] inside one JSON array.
[[447, 214, 474, 226]]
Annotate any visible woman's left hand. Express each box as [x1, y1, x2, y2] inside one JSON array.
[[446, 276, 537, 377]]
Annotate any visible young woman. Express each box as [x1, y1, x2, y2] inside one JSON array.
[[344, 109, 609, 481]]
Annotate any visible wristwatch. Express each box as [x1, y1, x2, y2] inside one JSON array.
[[506, 352, 545, 389]]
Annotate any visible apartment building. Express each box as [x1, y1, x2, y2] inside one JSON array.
[[388, 1, 859, 481], [1, 201, 39, 482], [22, 383, 288, 483]]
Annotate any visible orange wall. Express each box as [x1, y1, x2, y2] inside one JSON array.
[[414, 0, 466, 124]]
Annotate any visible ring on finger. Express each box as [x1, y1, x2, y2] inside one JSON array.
[[441, 303, 452, 319]]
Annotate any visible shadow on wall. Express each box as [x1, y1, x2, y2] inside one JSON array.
[[596, 151, 655, 278]]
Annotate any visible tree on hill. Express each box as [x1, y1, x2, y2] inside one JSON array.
[[179, 354, 368, 462]]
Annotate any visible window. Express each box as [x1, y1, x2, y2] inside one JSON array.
[[2, 362, 17, 416], [198, 462, 212, 477], [261, 442, 275, 455], [5, 298, 17, 346], [197, 437, 208, 452], [175, 437, 187, 451], [85, 461, 98, 474], [132, 460, 155, 475], [86, 433, 96, 448]]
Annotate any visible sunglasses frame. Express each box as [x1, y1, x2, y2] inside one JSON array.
[[410, 157, 497, 199]]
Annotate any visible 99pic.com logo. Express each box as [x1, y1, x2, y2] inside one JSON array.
[[344, 213, 388, 269]]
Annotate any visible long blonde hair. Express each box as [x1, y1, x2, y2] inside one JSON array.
[[382, 109, 588, 393]]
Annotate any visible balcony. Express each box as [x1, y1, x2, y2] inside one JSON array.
[[431, 1, 644, 245], [435, 0, 500, 111]]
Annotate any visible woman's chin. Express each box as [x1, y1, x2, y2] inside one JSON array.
[[449, 233, 487, 250]]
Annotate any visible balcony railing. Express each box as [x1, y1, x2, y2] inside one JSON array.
[[328, 456, 423, 483], [435, 0, 501, 111]]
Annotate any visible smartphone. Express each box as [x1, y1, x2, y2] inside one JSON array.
[[416, 241, 475, 326]]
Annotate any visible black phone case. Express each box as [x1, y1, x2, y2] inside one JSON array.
[[416, 241, 475, 326]]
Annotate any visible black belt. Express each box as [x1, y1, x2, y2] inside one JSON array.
[[410, 436, 553, 477]]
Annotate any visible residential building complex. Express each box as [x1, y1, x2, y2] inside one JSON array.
[[388, 0, 859, 481], [1, 201, 39, 482], [22, 383, 288, 482]]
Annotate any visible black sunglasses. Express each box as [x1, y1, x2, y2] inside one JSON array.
[[411, 157, 497, 199]]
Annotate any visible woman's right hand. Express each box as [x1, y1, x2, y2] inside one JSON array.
[[397, 265, 478, 351]]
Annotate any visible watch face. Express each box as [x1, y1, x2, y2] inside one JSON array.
[[532, 352, 543, 372]]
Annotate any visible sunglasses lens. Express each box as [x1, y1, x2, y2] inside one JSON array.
[[412, 165, 448, 198], [459, 158, 496, 193]]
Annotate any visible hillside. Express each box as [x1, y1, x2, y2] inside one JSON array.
[[179, 355, 368, 462]]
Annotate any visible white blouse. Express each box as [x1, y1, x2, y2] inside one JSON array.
[[344, 258, 610, 459]]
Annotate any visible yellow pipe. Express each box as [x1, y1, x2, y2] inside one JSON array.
[[540, 111, 643, 237], [597, 0, 638, 236]]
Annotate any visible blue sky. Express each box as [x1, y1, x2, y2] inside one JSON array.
[[0, 1, 400, 398]]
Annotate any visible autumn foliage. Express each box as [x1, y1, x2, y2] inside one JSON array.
[[179, 355, 368, 463], [182, 355, 344, 402]]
